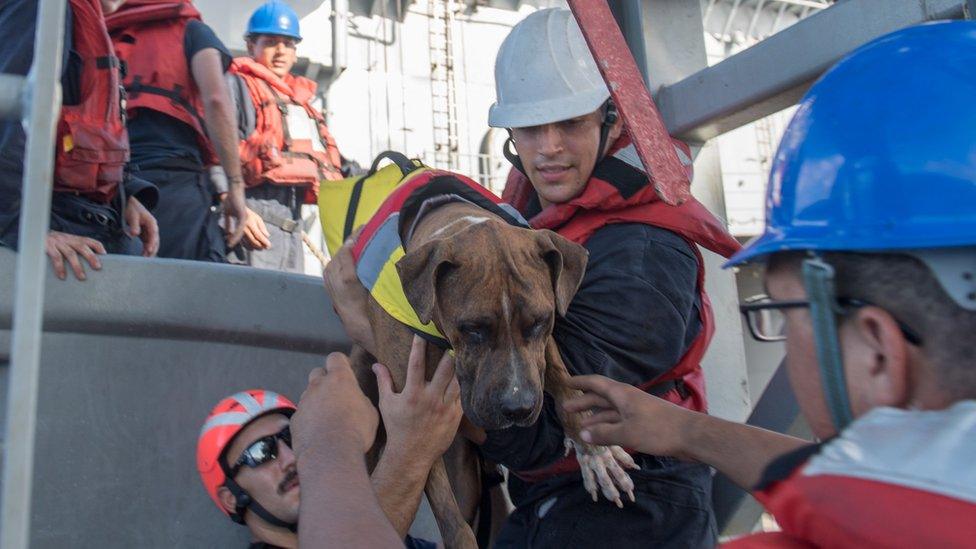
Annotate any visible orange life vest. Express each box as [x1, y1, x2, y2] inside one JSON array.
[[230, 57, 343, 202], [105, 0, 217, 165], [503, 135, 741, 482], [53, 0, 129, 203]]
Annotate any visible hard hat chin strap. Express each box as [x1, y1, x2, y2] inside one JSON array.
[[503, 130, 525, 175], [225, 477, 298, 533], [596, 100, 619, 165], [802, 256, 855, 432]]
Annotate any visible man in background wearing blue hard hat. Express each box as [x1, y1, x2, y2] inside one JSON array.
[[566, 21, 976, 548], [224, 1, 347, 273], [105, 0, 248, 262]]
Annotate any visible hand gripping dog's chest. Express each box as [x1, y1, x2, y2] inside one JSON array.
[[352, 168, 529, 348]]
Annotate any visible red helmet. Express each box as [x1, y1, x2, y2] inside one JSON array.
[[196, 390, 296, 518]]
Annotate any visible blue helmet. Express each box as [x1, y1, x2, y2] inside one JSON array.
[[727, 22, 976, 433], [727, 21, 976, 268], [246, 1, 302, 42]]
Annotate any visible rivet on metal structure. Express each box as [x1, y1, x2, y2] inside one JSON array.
[[0, 0, 68, 548], [566, 0, 691, 205]]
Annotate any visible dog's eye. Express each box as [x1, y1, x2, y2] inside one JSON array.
[[524, 317, 550, 339], [459, 324, 488, 345]]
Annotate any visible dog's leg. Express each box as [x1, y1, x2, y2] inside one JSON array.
[[426, 457, 479, 549], [360, 301, 480, 547], [544, 337, 639, 507]]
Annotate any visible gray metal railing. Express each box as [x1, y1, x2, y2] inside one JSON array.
[[1, 1, 68, 547]]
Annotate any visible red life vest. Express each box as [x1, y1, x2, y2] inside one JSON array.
[[724, 402, 976, 548], [230, 57, 343, 202], [503, 135, 741, 482], [53, 0, 129, 203], [105, 0, 217, 165]]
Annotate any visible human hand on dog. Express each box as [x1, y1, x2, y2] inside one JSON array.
[[292, 352, 380, 460], [565, 374, 695, 460], [323, 227, 376, 354], [373, 336, 463, 468]]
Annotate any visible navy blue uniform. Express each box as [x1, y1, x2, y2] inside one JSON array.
[[484, 224, 717, 548], [126, 20, 231, 262]]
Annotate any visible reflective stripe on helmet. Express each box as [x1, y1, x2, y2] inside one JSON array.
[[198, 391, 287, 438], [199, 411, 252, 438]]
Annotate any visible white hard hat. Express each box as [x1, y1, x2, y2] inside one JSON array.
[[488, 8, 610, 129]]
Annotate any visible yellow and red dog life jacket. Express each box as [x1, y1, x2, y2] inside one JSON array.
[[327, 152, 528, 348]]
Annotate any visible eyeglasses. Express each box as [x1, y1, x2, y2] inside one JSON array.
[[739, 294, 924, 346], [230, 426, 291, 476]]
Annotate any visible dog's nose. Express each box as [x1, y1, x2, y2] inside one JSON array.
[[499, 390, 537, 422]]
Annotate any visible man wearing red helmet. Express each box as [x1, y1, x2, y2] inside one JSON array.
[[197, 337, 461, 548]]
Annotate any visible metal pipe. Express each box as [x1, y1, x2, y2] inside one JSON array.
[[1, 0, 68, 546], [721, 0, 744, 41], [0, 74, 26, 122], [746, 0, 767, 39], [656, 0, 968, 143], [331, 0, 349, 79]]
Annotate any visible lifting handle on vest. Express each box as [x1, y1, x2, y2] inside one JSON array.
[[368, 150, 418, 178]]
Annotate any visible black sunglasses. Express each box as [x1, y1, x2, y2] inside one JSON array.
[[230, 426, 291, 476], [739, 295, 924, 346]]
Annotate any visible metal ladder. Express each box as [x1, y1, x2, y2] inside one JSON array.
[[0, 1, 69, 547], [427, 0, 459, 169], [754, 115, 775, 172]]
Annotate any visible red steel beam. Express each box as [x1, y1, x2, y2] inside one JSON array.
[[567, 0, 690, 205]]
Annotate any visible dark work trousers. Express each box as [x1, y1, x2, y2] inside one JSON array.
[[0, 192, 142, 255], [227, 183, 306, 273], [138, 165, 225, 262], [493, 459, 717, 549]]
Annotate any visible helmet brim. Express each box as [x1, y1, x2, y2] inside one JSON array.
[[488, 88, 609, 128], [245, 29, 303, 42]]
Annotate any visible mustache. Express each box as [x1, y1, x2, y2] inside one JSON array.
[[277, 469, 298, 494]]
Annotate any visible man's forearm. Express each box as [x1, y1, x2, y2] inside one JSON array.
[[298, 443, 402, 548], [202, 96, 243, 181], [681, 413, 810, 490], [371, 443, 430, 538]]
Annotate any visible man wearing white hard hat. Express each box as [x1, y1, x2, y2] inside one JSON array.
[[469, 7, 741, 547]]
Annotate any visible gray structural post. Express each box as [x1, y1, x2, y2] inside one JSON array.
[[639, 0, 751, 422], [1, 0, 67, 547]]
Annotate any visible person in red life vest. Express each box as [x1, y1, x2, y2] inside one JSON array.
[[0, 0, 160, 281], [322, 7, 738, 547], [222, 1, 346, 273], [474, 9, 743, 547], [105, 0, 247, 262], [198, 337, 455, 548], [566, 22, 976, 548]]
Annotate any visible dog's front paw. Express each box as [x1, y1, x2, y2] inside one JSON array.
[[565, 438, 640, 507]]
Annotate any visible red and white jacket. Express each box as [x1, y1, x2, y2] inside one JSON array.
[[726, 401, 976, 548]]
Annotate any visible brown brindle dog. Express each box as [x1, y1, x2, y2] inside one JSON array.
[[348, 198, 637, 548]]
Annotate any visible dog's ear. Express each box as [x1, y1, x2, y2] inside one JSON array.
[[535, 230, 588, 317], [396, 239, 456, 325]]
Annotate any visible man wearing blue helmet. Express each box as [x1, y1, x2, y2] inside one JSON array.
[[565, 21, 976, 547], [224, 1, 347, 273]]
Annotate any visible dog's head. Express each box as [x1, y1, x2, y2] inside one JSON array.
[[396, 220, 587, 430]]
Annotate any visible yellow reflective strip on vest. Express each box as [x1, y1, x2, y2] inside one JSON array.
[[370, 246, 445, 340]]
